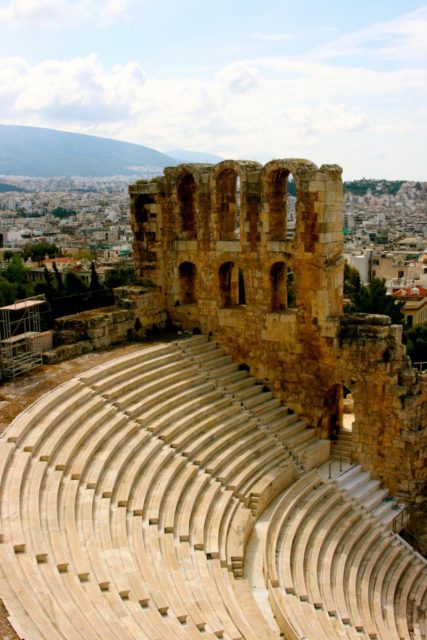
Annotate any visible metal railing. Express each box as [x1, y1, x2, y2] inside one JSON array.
[[392, 507, 410, 534]]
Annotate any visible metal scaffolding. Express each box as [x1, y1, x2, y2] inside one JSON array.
[[0, 295, 45, 379]]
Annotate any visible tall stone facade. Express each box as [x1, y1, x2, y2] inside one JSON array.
[[129, 159, 427, 544]]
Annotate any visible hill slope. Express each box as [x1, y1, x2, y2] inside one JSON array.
[[0, 125, 178, 177]]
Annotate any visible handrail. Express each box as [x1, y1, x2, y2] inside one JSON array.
[[391, 507, 410, 534]]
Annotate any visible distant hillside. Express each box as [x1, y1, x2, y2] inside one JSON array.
[[166, 149, 224, 164], [0, 125, 179, 177], [344, 179, 407, 196], [0, 181, 26, 192]]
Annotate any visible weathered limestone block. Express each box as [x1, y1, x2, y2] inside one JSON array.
[[128, 158, 426, 544], [42, 341, 93, 364]]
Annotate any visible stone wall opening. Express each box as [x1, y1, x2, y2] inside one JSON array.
[[342, 384, 355, 432], [177, 173, 197, 239], [216, 168, 239, 241], [238, 268, 246, 305], [134, 194, 156, 243], [179, 261, 197, 304], [265, 168, 295, 241], [287, 175, 296, 239], [134, 194, 154, 224], [247, 193, 260, 250], [270, 261, 286, 311], [319, 384, 342, 439], [219, 261, 236, 307]]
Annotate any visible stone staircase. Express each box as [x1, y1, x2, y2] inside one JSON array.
[[333, 464, 408, 531], [330, 428, 352, 461]]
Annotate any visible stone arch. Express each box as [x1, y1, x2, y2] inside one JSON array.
[[262, 159, 318, 242], [219, 261, 237, 307], [212, 160, 262, 242], [178, 261, 197, 304], [270, 261, 286, 311], [216, 167, 239, 240], [177, 172, 197, 238]]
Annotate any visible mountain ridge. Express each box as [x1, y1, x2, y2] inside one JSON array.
[[0, 125, 179, 177]]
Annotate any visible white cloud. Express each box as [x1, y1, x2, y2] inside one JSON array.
[[253, 32, 293, 41], [98, 0, 128, 27], [310, 6, 427, 63], [215, 61, 260, 93], [0, 40, 425, 179], [0, 0, 128, 28], [0, 54, 145, 125]]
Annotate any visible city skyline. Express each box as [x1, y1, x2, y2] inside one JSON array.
[[0, 0, 426, 180]]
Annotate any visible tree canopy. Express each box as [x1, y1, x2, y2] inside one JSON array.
[[22, 241, 59, 263], [344, 263, 404, 324]]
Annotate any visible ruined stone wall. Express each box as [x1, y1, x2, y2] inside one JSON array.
[[43, 286, 166, 364], [129, 159, 427, 519], [338, 314, 427, 501], [130, 160, 344, 422]]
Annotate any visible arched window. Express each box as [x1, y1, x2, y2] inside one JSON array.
[[177, 173, 197, 238], [178, 261, 197, 304], [219, 261, 235, 307], [216, 169, 239, 240], [268, 169, 296, 241], [270, 262, 286, 311], [134, 194, 154, 224]]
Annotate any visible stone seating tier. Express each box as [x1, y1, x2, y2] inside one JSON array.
[[0, 335, 424, 640]]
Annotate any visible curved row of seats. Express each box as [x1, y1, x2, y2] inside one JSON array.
[[0, 334, 425, 640], [264, 470, 427, 640], [0, 336, 294, 639]]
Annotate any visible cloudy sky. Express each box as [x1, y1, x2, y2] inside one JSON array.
[[0, 0, 426, 179]]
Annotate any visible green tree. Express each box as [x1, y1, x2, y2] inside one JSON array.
[[345, 270, 404, 324], [406, 324, 427, 363], [52, 262, 65, 293], [51, 207, 76, 218], [358, 278, 404, 324], [64, 271, 88, 295], [22, 242, 59, 263], [43, 266, 56, 301], [0, 275, 19, 306], [3, 250, 15, 263], [89, 261, 100, 291], [344, 263, 361, 300], [3, 255, 28, 286], [104, 267, 136, 289]]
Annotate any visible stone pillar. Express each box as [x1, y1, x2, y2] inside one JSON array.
[[128, 180, 165, 289]]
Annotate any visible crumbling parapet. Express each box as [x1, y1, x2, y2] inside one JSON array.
[[338, 314, 427, 505], [43, 286, 166, 364]]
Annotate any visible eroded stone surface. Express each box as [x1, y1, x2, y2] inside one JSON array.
[[129, 159, 427, 549]]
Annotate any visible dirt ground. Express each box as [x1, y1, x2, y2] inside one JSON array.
[[0, 340, 159, 639]]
